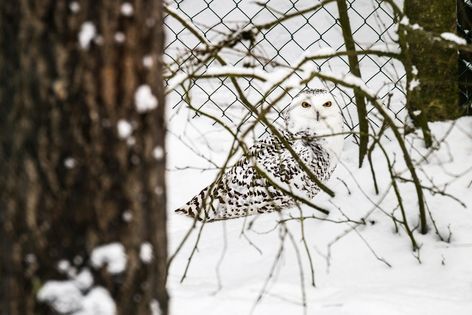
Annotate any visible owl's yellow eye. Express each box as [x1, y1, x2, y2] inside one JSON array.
[[323, 101, 332, 107], [301, 101, 311, 108]]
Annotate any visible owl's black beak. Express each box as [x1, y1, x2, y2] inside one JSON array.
[[316, 111, 320, 121]]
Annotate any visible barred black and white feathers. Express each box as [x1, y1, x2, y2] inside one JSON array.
[[175, 89, 344, 222]]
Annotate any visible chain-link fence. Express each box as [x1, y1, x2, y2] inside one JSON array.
[[164, 0, 407, 137]]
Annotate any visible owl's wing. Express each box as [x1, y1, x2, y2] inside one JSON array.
[[174, 132, 329, 222], [244, 132, 332, 205], [174, 133, 282, 221]]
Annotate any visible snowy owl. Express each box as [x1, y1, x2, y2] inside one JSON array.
[[175, 88, 344, 222]]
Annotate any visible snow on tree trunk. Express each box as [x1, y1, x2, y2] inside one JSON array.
[[400, 0, 461, 147], [458, 0, 472, 114], [0, 1, 168, 314]]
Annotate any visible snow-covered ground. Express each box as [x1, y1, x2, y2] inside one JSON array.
[[167, 106, 472, 315]]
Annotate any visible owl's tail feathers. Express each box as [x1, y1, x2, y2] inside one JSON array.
[[174, 204, 209, 222], [174, 187, 218, 222]]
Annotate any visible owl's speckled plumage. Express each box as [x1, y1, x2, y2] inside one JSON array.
[[175, 89, 344, 222]]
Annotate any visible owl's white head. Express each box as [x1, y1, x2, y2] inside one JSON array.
[[283, 88, 344, 163], [284, 89, 343, 135]]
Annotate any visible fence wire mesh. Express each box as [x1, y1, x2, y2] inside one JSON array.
[[164, 0, 407, 138]]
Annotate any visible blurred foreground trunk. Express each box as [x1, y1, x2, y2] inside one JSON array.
[[0, 1, 168, 314]]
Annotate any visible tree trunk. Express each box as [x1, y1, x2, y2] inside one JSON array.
[[336, 0, 369, 167], [458, 0, 472, 115], [0, 1, 168, 314], [401, 0, 461, 146]]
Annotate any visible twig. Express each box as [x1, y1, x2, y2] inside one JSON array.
[[212, 222, 228, 294], [179, 219, 206, 283], [336, 0, 369, 167], [250, 226, 287, 315], [286, 228, 308, 315]]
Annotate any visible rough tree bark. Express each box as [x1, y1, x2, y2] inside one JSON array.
[[0, 1, 168, 314], [401, 0, 461, 146]]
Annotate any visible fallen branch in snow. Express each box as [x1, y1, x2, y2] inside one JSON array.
[[278, 215, 364, 225], [325, 204, 393, 270]]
